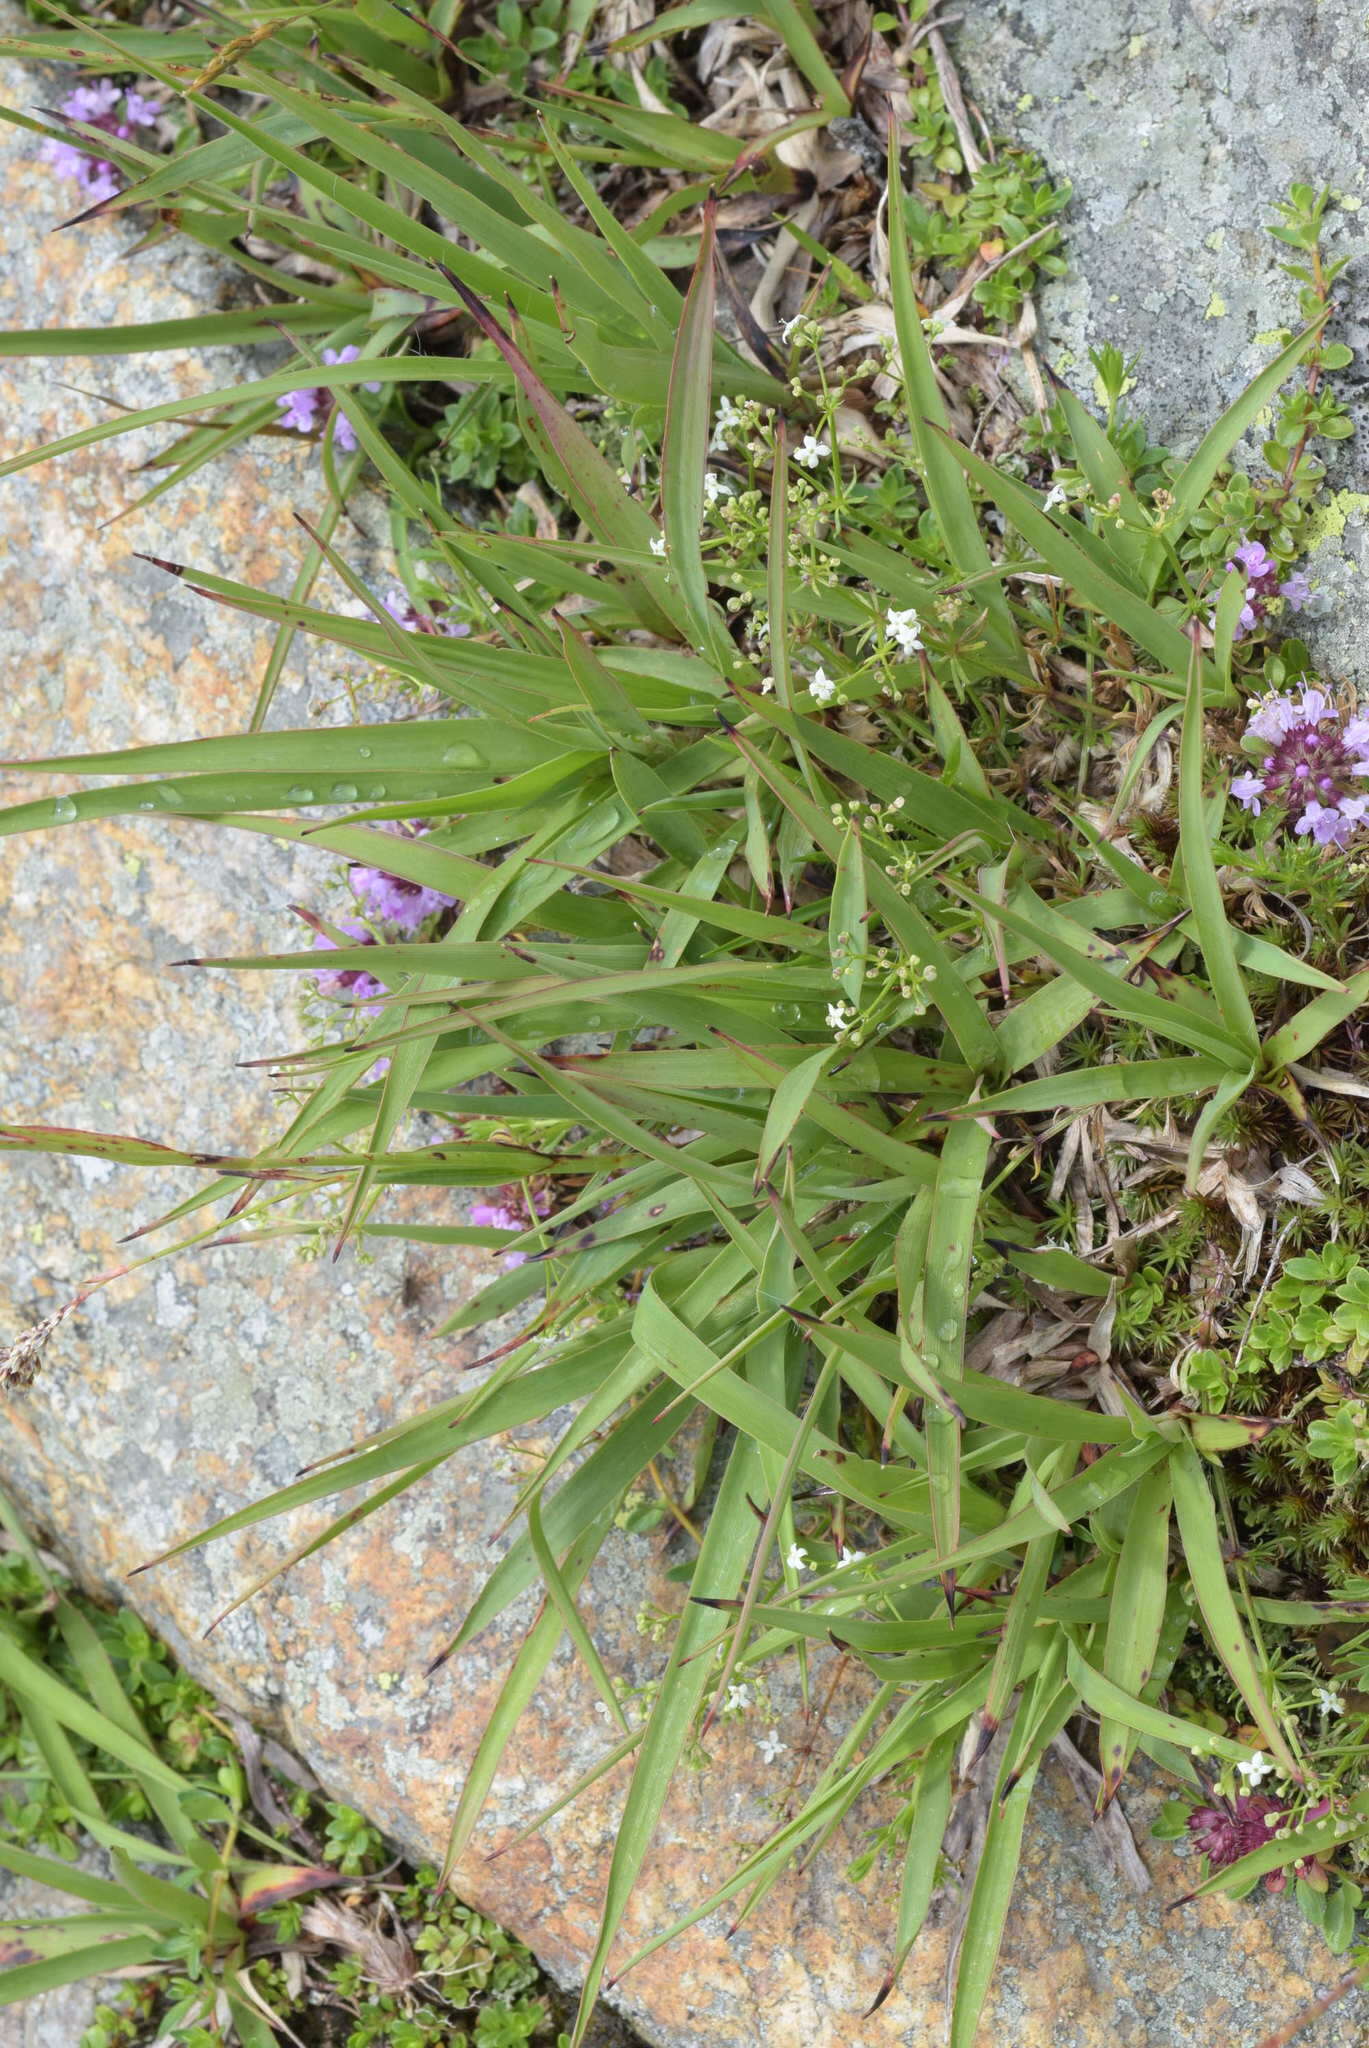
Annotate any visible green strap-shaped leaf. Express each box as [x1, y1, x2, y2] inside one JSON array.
[[1168, 320, 1326, 532], [885, 144, 1021, 671], [1179, 643, 1259, 1050], [1170, 1440, 1303, 1780], [1097, 1461, 1174, 1806], [570, 1431, 765, 2043]]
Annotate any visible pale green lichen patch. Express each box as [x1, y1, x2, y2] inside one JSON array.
[[1304, 490, 1369, 552]]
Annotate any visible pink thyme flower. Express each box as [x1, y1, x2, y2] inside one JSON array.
[[276, 388, 320, 433], [277, 344, 382, 451], [43, 77, 160, 203], [349, 820, 459, 934], [1232, 687, 1369, 846], [1223, 536, 1314, 639], [311, 918, 387, 1012], [468, 1185, 553, 1269]]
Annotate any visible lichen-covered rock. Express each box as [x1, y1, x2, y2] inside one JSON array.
[[957, 0, 1369, 684], [0, 13, 1364, 2046]]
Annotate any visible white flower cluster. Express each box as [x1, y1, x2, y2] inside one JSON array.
[[885, 606, 924, 657]]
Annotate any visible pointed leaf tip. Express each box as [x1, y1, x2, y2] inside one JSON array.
[[863, 1974, 896, 2019]]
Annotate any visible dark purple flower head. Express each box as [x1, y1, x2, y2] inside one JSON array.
[[43, 77, 159, 202], [277, 345, 383, 452], [1224, 535, 1313, 639], [1187, 1792, 1283, 1868], [349, 820, 459, 934], [311, 918, 387, 1012], [1233, 687, 1369, 846], [1188, 1789, 1334, 1893]]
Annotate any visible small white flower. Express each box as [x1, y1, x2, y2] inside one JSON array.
[[1316, 1686, 1345, 1717], [794, 432, 830, 470], [825, 1001, 850, 1033], [1042, 482, 1068, 512], [649, 535, 666, 556], [759, 675, 774, 695], [757, 1728, 787, 1763], [784, 1542, 810, 1572], [1236, 1751, 1275, 1786], [885, 606, 923, 657], [724, 1683, 752, 1713], [842, 1548, 867, 1566], [710, 395, 743, 451], [703, 470, 729, 506], [593, 1698, 614, 1723], [809, 667, 836, 704], [782, 313, 810, 342]]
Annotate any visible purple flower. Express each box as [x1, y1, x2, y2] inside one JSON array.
[[1187, 1791, 1332, 1893], [63, 80, 122, 122], [1230, 770, 1266, 814], [469, 1200, 523, 1234], [276, 345, 382, 452], [276, 388, 320, 433], [349, 820, 459, 934], [121, 91, 161, 129], [1230, 540, 1274, 580], [469, 1184, 553, 1270], [1222, 535, 1314, 639], [42, 78, 159, 203], [383, 588, 471, 638], [1187, 1792, 1283, 1870], [350, 867, 453, 930], [1234, 687, 1369, 845], [322, 344, 382, 393], [311, 919, 387, 1012]]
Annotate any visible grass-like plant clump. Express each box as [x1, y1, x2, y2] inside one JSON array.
[[3, 4, 1369, 2043]]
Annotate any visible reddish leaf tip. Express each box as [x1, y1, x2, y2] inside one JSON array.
[[863, 1974, 897, 2019]]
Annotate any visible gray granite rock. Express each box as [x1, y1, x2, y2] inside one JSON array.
[[959, 0, 1369, 680], [2, 6, 1368, 2045]]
